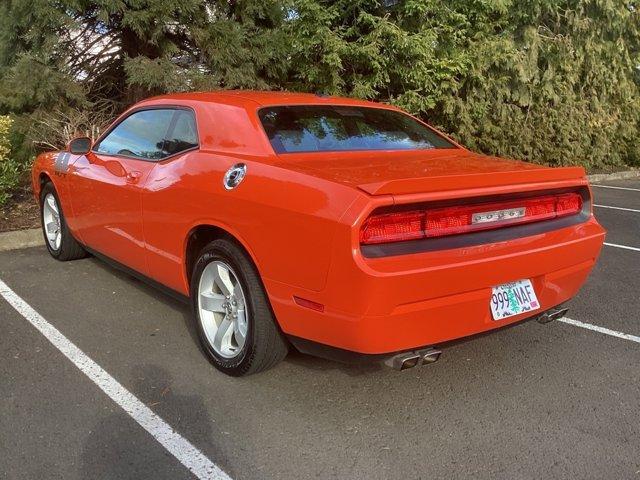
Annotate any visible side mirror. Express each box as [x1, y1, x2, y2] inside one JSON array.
[[68, 137, 92, 155]]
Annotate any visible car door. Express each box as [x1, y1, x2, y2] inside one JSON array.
[[68, 108, 176, 274], [140, 108, 201, 291]]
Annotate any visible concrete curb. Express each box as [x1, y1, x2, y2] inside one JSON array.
[[0, 229, 44, 252], [588, 169, 640, 183]]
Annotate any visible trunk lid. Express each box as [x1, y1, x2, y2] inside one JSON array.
[[275, 149, 585, 196]]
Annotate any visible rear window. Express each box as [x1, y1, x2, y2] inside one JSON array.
[[258, 105, 455, 154]]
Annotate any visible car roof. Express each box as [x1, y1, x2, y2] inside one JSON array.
[[124, 90, 409, 157], [141, 90, 398, 110]]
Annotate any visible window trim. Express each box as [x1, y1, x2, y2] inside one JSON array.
[[91, 105, 200, 163], [256, 104, 461, 155]]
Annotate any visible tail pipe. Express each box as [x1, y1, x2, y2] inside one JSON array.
[[537, 306, 569, 324], [384, 306, 567, 370], [385, 347, 442, 371]]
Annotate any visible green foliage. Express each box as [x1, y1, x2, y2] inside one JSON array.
[[0, 116, 10, 161], [432, 0, 640, 168], [0, 0, 638, 181], [0, 115, 28, 206], [286, 0, 640, 169]]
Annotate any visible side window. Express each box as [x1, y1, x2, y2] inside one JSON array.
[[95, 109, 175, 160], [165, 110, 198, 155]]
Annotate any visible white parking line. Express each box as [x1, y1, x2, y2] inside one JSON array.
[[592, 185, 640, 192], [559, 317, 640, 344], [604, 242, 640, 252], [0, 279, 232, 480], [594, 204, 640, 213]]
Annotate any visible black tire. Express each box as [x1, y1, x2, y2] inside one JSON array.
[[39, 182, 87, 261], [190, 238, 288, 376]]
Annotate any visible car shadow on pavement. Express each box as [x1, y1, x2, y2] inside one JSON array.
[[87, 256, 383, 377], [283, 348, 385, 376], [80, 364, 226, 480], [87, 257, 201, 345]]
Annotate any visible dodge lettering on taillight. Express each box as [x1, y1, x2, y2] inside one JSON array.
[[472, 207, 526, 224]]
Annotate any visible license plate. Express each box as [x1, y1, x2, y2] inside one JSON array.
[[490, 279, 540, 320]]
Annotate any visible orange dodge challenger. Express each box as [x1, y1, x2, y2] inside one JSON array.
[[32, 91, 605, 376]]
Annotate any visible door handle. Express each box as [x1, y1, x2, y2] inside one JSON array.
[[126, 170, 142, 184]]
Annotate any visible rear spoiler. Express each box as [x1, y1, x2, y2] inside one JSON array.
[[357, 166, 587, 196]]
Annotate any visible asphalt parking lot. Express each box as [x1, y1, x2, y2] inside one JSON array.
[[1, 179, 639, 480]]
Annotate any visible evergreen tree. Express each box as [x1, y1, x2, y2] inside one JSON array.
[[0, 0, 638, 169]]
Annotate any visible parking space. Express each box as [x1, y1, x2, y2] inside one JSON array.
[[594, 213, 640, 250], [2, 178, 640, 479], [592, 182, 640, 210], [0, 294, 195, 480], [591, 182, 640, 250], [565, 180, 640, 335]]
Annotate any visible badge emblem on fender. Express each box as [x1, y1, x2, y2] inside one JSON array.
[[223, 163, 247, 190], [54, 152, 73, 175]]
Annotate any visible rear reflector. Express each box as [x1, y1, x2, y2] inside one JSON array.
[[293, 296, 325, 312], [360, 192, 583, 245]]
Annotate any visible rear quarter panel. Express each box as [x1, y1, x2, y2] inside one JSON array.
[[142, 151, 361, 294]]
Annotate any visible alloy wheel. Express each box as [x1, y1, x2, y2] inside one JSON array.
[[197, 260, 249, 358], [43, 193, 62, 251]]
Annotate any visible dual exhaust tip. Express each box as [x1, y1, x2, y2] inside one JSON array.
[[385, 306, 569, 371], [385, 347, 442, 371]]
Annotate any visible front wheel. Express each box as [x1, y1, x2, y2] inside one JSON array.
[[40, 182, 87, 261], [190, 239, 288, 376]]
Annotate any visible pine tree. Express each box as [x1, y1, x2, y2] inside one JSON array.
[[0, 0, 638, 169]]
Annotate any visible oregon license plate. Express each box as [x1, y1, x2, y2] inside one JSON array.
[[490, 279, 540, 320]]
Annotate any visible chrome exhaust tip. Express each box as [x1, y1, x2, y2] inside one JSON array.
[[537, 312, 551, 324], [400, 354, 421, 370], [422, 348, 442, 364], [385, 348, 442, 370], [537, 307, 569, 324]]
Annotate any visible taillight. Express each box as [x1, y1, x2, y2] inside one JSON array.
[[360, 192, 583, 245], [359, 211, 425, 245]]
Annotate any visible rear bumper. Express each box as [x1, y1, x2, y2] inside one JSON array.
[[266, 217, 605, 355], [287, 304, 568, 365]]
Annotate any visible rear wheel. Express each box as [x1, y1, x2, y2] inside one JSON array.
[[40, 182, 86, 261], [191, 238, 288, 376]]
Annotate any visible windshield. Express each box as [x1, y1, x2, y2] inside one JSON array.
[[258, 105, 455, 154]]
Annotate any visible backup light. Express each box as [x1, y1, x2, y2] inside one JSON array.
[[360, 192, 583, 245]]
